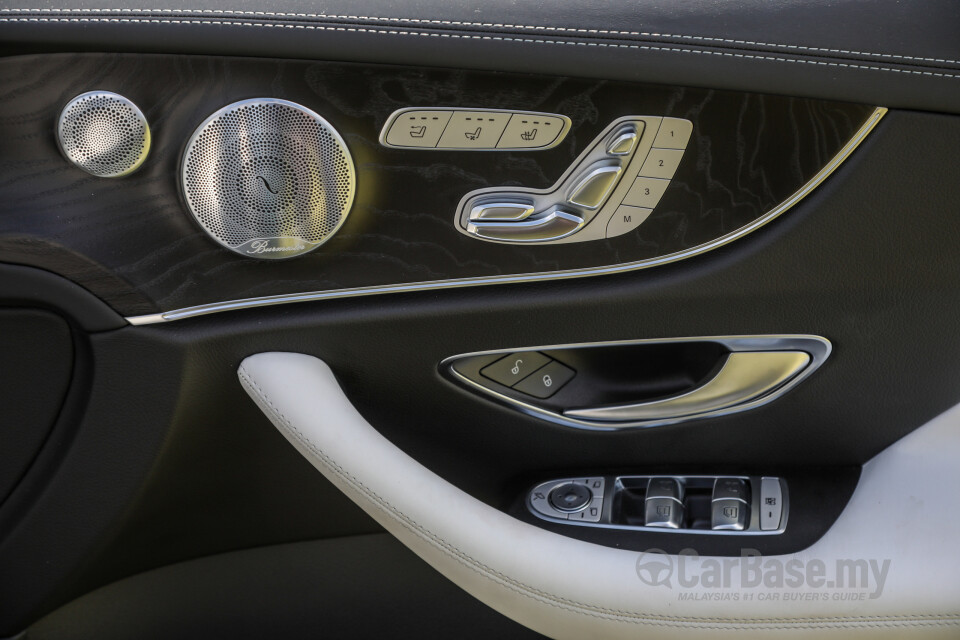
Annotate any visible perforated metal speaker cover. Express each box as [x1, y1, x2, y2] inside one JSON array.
[[180, 98, 356, 260], [56, 91, 151, 178]]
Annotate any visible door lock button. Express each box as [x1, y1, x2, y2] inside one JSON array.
[[480, 351, 550, 388], [549, 483, 592, 512], [513, 360, 575, 398]]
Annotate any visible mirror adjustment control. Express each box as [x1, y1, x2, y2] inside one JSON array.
[[513, 360, 576, 398], [549, 483, 592, 512], [480, 351, 550, 387], [529, 477, 605, 522]]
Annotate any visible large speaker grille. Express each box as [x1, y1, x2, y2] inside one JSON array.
[[181, 99, 355, 259], [57, 91, 150, 178]]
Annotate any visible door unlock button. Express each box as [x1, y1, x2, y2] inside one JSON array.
[[480, 351, 550, 387]]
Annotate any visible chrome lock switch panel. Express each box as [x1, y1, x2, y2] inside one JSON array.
[[456, 116, 692, 244]]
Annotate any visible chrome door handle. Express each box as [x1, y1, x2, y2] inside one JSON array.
[[564, 351, 811, 422], [466, 209, 584, 242]]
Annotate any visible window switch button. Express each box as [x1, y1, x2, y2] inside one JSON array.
[[712, 498, 748, 531]]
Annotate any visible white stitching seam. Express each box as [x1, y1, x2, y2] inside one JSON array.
[[1, 15, 958, 80], [237, 365, 960, 630], [0, 7, 958, 66]]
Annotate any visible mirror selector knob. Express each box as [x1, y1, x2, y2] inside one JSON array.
[[549, 483, 593, 512]]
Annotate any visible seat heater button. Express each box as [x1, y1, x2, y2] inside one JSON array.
[[713, 477, 750, 502], [646, 477, 684, 501], [384, 110, 453, 148], [549, 482, 592, 512], [568, 163, 622, 209], [497, 113, 567, 149], [480, 351, 550, 387], [711, 498, 748, 531], [645, 497, 684, 528]]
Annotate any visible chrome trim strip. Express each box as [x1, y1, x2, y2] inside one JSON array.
[[125, 108, 885, 325], [440, 335, 831, 431]]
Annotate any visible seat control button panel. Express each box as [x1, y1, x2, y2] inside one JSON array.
[[527, 475, 786, 535], [380, 108, 571, 150], [457, 115, 691, 244], [760, 477, 784, 530], [480, 351, 550, 387]]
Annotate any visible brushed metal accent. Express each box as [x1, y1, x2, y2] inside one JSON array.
[[56, 91, 150, 178], [125, 108, 886, 325], [565, 351, 810, 422], [441, 335, 831, 431]]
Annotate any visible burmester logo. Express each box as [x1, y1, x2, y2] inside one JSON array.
[[635, 549, 673, 587], [246, 239, 305, 254]]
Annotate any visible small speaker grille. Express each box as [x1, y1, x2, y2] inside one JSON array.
[[57, 91, 150, 178], [181, 99, 355, 259]]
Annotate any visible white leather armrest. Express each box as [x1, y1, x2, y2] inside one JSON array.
[[239, 352, 960, 639]]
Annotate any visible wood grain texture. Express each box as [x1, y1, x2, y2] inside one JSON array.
[[0, 53, 875, 316]]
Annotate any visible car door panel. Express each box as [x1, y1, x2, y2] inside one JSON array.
[[0, 1, 958, 638]]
